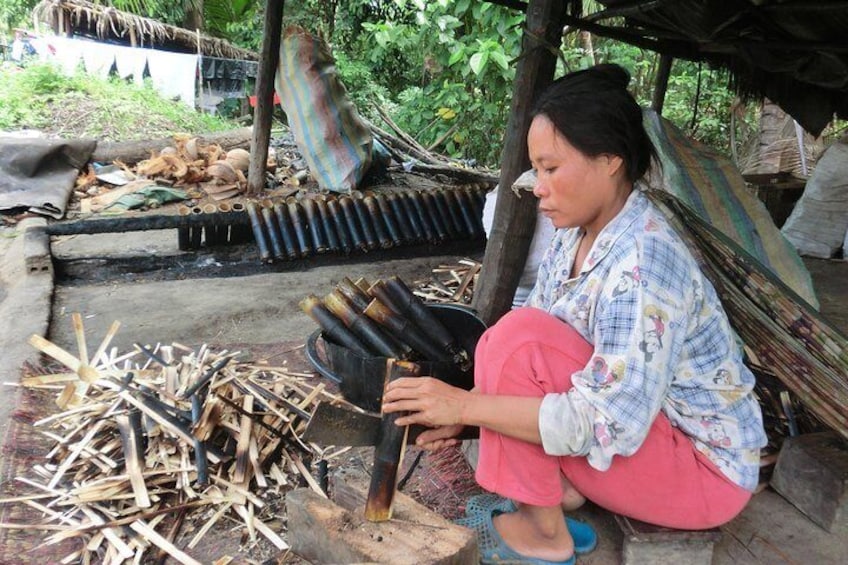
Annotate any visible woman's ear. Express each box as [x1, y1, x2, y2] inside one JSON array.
[[605, 154, 625, 177]]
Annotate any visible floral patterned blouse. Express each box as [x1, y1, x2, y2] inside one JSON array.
[[527, 188, 767, 491]]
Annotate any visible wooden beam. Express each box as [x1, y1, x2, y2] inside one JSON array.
[[472, 0, 565, 325], [651, 54, 673, 114], [247, 0, 285, 194]]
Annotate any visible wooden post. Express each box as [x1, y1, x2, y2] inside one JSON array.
[[247, 0, 286, 194], [652, 54, 673, 114], [472, 0, 566, 325]]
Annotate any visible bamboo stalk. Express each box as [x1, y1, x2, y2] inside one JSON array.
[[364, 359, 420, 522]]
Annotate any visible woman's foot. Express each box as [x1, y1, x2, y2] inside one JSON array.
[[493, 505, 575, 563]]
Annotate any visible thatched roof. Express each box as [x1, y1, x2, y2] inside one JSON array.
[[487, 1, 848, 136], [559, 0, 848, 137], [32, 0, 257, 61]]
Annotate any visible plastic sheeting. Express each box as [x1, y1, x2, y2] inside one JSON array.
[[0, 137, 95, 218]]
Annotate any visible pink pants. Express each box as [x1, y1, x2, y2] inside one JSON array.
[[473, 308, 751, 529]]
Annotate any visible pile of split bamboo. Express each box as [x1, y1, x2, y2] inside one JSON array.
[[1, 314, 355, 564], [413, 258, 482, 305]]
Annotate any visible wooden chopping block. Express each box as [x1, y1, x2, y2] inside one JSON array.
[[286, 466, 477, 564]]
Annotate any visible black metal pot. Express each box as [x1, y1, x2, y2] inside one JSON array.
[[305, 303, 487, 412]]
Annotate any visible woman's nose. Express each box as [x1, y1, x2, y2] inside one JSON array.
[[532, 180, 546, 198]]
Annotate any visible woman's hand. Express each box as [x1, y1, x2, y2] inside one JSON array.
[[381, 377, 470, 449]]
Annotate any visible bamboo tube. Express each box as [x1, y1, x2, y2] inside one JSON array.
[[337, 276, 372, 312], [363, 298, 451, 363], [351, 194, 379, 250], [384, 276, 470, 369], [430, 189, 461, 239], [386, 193, 416, 243], [299, 295, 372, 356], [245, 201, 271, 263], [339, 196, 369, 252], [301, 198, 328, 253], [364, 194, 396, 248], [315, 196, 341, 252], [326, 198, 353, 253], [287, 200, 313, 257], [367, 279, 405, 316], [190, 206, 203, 249], [406, 191, 437, 243], [445, 188, 479, 238], [374, 194, 404, 246], [420, 191, 448, 242], [364, 359, 421, 522], [323, 290, 408, 358], [272, 203, 299, 259], [397, 192, 424, 242], [177, 205, 193, 250], [260, 204, 285, 261]]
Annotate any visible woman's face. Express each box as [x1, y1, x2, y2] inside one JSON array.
[[528, 114, 627, 233]]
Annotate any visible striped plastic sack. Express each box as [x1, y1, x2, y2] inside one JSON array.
[[275, 27, 373, 193]]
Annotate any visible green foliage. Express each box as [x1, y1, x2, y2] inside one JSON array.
[[0, 62, 236, 140], [0, 0, 37, 37]]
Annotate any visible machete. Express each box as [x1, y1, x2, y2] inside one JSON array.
[[302, 401, 479, 447]]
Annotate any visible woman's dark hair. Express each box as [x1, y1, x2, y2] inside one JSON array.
[[531, 64, 658, 183]]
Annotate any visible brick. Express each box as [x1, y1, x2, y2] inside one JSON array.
[[771, 431, 848, 532]]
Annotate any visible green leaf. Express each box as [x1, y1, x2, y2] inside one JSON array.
[[490, 50, 510, 71], [469, 52, 488, 75]]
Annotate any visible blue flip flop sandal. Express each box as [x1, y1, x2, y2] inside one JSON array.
[[464, 493, 598, 555], [455, 507, 576, 565]]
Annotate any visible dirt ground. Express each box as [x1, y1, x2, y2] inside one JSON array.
[[1, 217, 847, 563]]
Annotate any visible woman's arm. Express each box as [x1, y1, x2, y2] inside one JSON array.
[[381, 377, 545, 445]]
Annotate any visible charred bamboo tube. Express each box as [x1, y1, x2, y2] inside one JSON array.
[[338, 276, 372, 312], [367, 279, 405, 316], [406, 192, 437, 243], [326, 198, 353, 253], [272, 203, 299, 259], [217, 202, 233, 244], [339, 196, 368, 252], [301, 198, 328, 253], [299, 295, 372, 356], [190, 206, 204, 248], [245, 201, 271, 263], [202, 203, 219, 246], [455, 187, 483, 238], [177, 205, 192, 250], [397, 192, 424, 242], [260, 203, 286, 261], [363, 195, 394, 248], [420, 191, 448, 242], [384, 276, 471, 369], [463, 186, 485, 230], [364, 298, 452, 363], [324, 290, 408, 358], [351, 195, 379, 250], [191, 394, 209, 486], [230, 202, 252, 243], [445, 188, 477, 238], [373, 194, 403, 246], [365, 359, 421, 522], [431, 189, 461, 239], [387, 193, 416, 243], [354, 277, 372, 294], [287, 200, 313, 257], [316, 197, 340, 253]]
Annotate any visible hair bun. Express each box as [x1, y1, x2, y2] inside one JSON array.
[[592, 64, 631, 90]]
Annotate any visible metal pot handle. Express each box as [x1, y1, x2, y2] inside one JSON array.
[[305, 329, 342, 384]]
